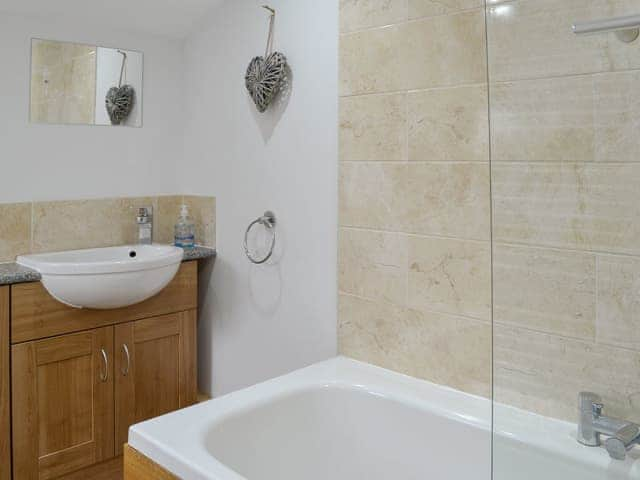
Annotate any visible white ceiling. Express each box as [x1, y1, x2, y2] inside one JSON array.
[[0, 0, 222, 38]]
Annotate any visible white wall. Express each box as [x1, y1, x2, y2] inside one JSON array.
[[0, 3, 338, 397], [0, 13, 184, 203], [181, 0, 338, 396]]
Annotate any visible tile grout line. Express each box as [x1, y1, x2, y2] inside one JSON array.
[[594, 255, 599, 349], [493, 240, 640, 260], [339, 225, 490, 243], [340, 82, 488, 99], [493, 320, 640, 355], [338, 291, 492, 326], [340, 225, 491, 244], [339, 6, 484, 36], [489, 67, 640, 88], [338, 226, 640, 261], [340, 160, 490, 164], [29, 201, 34, 254], [404, 83, 410, 309]]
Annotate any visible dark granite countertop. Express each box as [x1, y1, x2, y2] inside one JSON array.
[[182, 245, 217, 261], [0, 263, 42, 286], [0, 245, 216, 287]]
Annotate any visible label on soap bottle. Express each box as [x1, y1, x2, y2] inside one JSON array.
[[175, 234, 195, 249]]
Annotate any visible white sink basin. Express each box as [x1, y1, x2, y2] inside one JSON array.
[[17, 244, 184, 309]]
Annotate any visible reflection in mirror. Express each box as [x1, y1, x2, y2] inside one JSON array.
[[29, 39, 143, 127]]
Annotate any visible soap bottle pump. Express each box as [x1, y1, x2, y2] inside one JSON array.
[[174, 204, 195, 249]]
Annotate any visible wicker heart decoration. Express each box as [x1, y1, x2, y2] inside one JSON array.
[[245, 52, 287, 113], [106, 85, 135, 125]]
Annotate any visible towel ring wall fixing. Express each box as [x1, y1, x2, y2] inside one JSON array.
[[244, 211, 276, 264]]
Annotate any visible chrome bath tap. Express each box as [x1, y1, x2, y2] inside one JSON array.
[[578, 392, 640, 460]]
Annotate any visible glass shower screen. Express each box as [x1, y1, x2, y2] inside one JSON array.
[[487, 1, 640, 479]]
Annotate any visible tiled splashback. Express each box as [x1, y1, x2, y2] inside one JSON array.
[[338, 0, 492, 398], [339, 0, 640, 424], [0, 195, 215, 263]]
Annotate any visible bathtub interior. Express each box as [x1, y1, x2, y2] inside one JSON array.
[[205, 385, 491, 480], [128, 358, 639, 480]]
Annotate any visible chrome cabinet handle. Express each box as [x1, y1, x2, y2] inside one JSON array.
[[121, 344, 130, 376], [100, 348, 108, 382]]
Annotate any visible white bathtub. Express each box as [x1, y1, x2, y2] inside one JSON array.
[[128, 357, 640, 480]]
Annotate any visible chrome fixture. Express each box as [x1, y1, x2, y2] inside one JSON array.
[[100, 348, 109, 382], [577, 392, 640, 460], [136, 206, 153, 245], [244, 211, 276, 264], [572, 13, 640, 43], [121, 344, 130, 376]]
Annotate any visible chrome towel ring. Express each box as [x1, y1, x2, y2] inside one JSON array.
[[244, 211, 276, 264]]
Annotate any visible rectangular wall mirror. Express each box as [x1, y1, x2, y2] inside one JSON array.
[[30, 38, 143, 127]]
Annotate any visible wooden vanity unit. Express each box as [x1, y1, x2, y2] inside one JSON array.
[[1, 287, 10, 480], [1, 260, 200, 480]]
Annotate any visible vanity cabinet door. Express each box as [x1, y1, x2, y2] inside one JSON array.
[[115, 311, 197, 455], [0, 287, 9, 480], [12, 327, 115, 480]]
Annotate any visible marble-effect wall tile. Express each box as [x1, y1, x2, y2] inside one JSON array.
[[333, 0, 640, 423], [30, 39, 97, 125], [594, 70, 640, 163], [409, 0, 482, 18], [340, 93, 408, 161], [493, 163, 640, 255], [11, 195, 217, 255], [405, 9, 487, 90], [485, 0, 640, 425], [409, 85, 489, 161], [339, 293, 407, 370], [339, 162, 408, 231], [339, 228, 408, 305], [184, 195, 216, 248], [340, 8, 486, 95], [487, 0, 640, 82], [405, 307, 491, 397], [490, 76, 595, 162], [596, 255, 640, 351], [31, 197, 157, 253], [406, 162, 490, 240], [340, 25, 407, 96], [339, 294, 491, 397], [495, 324, 640, 424], [340, 0, 408, 33], [494, 244, 596, 340], [155, 195, 184, 245], [408, 236, 491, 320], [0, 203, 31, 263], [339, 2, 492, 398]]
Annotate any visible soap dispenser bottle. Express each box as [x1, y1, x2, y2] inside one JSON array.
[[174, 204, 195, 249]]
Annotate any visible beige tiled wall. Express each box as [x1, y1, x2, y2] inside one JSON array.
[[0, 195, 216, 262], [488, 0, 640, 423], [338, 0, 492, 397], [340, 0, 640, 423]]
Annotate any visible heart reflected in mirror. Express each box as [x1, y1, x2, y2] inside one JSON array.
[[245, 52, 287, 113], [106, 85, 135, 125]]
